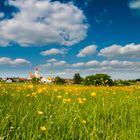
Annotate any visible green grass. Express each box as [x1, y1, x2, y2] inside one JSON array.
[[0, 83, 140, 140]]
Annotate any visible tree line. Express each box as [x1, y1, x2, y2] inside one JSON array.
[[54, 73, 139, 86]]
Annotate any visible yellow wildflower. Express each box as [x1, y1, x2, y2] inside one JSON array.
[[47, 77, 52, 81], [40, 126, 46, 132], [81, 120, 86, 125], [63, 98, 71, 103], [77, 97, 82, 102], [82, 98, 86, 102], [91, 92, 96, 97], [67, 98, 71, 102], [26, 94, 30, 97], [37, 111, 44, 116], [78, 100, 83, 104], [57, 95, 62, 99], [65, 92, 68, 95], [54, 89, 58, 92], [31, 92, 37, 97], [37, 89, 43, 93], [28, 85, 33, 89]]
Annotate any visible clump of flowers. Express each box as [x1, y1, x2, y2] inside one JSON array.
[[77, 97, 83, 104]]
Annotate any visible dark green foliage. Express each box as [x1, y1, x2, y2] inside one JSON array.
[[121, 81, 130, 86], [73, 73, 83, 84], [84, 73, 113, 86], [31, 77, 40, 84], [84, 75, 96, 86], [55, 76, 65, 84], [119, 80, 130, 86], [136, 79, 140, 82]]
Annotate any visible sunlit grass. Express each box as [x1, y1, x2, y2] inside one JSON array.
[[0, 83, 140, 139]]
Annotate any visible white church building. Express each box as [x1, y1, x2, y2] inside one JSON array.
[[29, 68, 52, 83]]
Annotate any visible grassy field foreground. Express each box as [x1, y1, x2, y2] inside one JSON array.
[[0, 83, 140, 140]]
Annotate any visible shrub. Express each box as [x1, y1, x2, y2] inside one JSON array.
[[55, 76, 65, 85]]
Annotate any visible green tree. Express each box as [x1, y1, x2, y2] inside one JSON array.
[[73, 73, 83, 84], [84, 75, 96, 85], [55, 76, 65, 85], [94, 74, 114, 86], [84, 73, 114, 86]]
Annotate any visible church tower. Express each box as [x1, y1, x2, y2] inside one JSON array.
[[35, 67, 40, 78]]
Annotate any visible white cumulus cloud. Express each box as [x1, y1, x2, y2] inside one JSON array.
[[0, 0, 88, 47], [53, 61, 67, 67], [85, 60, 100, 67], [40, 60, 67, 69], [47, 58, 58, 63], [0, 12, 4, 18], [0, 57, 31, 66], [40, 48, 67, 56], [71, 62, 85, 67], [77, 45, 97, 57], [129, 0, 140, 10], [99, 43, 140, 58]]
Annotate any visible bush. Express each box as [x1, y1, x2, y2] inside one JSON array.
[[119, 80, 130, 86], [55, 76, 65, 85]]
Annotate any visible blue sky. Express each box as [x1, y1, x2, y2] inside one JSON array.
[[0, 0, 140, 79]]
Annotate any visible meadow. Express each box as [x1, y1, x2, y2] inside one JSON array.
[[0, 83, 140, 140]]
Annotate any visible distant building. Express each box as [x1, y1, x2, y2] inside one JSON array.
[[35, 68, 40, 78], [6, 79, 12, 83], [41, 77, 51, 83], [64, 78, 74, 84], [28, 68, 40, 79], [28, 68, 55, 83]]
